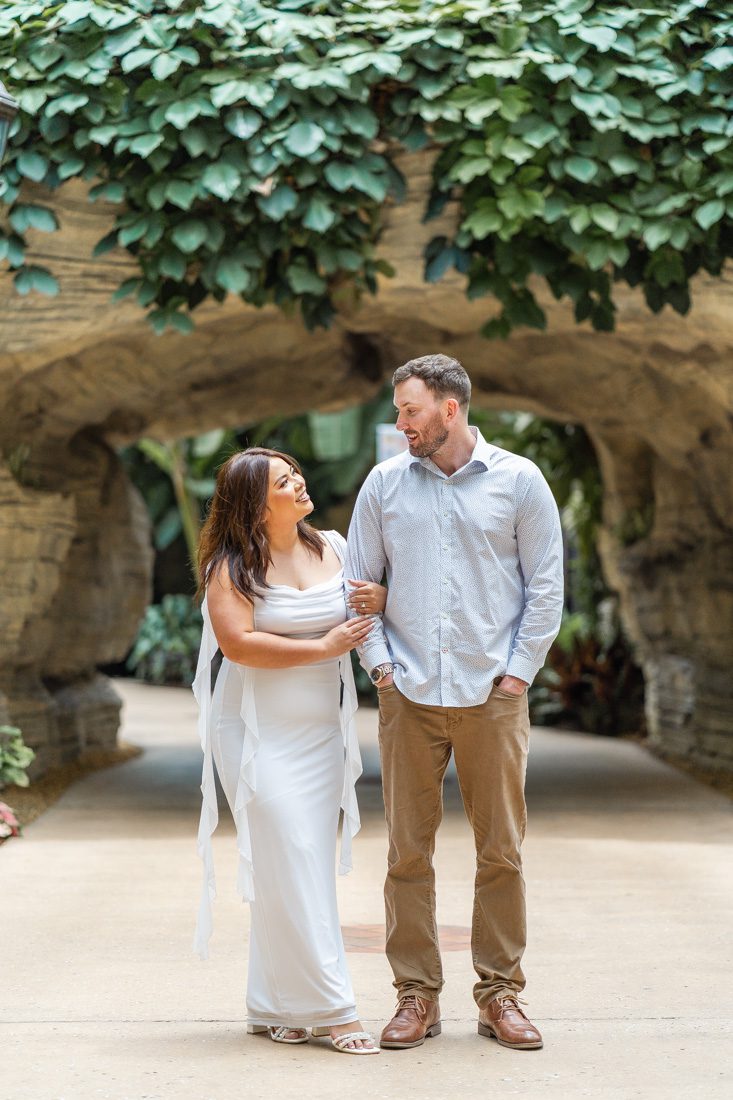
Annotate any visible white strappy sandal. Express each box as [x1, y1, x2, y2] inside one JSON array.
[[247, 1024, 309, 1044], [327, 1029, 380, 1055]]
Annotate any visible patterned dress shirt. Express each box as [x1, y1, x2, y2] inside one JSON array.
[[344, 427, 564, 707]]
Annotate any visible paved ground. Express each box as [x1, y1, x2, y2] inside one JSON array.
[[2, 680, 732, 1100]]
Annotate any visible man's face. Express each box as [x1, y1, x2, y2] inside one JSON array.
[[394, 378, 449, 458]]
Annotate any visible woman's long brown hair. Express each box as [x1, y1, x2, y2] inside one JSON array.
[[196, 447, 324, 602]]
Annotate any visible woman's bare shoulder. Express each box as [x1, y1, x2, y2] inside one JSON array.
[[207, 560, 253, 604]]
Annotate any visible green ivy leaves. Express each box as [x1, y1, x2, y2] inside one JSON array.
[[422, 0, 733, 334], [1, 0, 733, 335], [284, 122, 326, 158]]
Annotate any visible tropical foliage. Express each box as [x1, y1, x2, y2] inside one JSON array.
[[126, 592, 203, 683], [121, 429, 236, 572], [531, 603, 645, 735], [2, 0, 732, 336], [0, 725, 35, 788]]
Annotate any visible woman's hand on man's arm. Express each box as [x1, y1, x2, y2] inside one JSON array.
[[347, 578, 387, 615]]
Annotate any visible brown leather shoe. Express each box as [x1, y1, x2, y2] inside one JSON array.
[[478, 994, 543, 1050], [380, 995, 441, 1049]]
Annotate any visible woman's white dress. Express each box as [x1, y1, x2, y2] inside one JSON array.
[[192, 530, 363, 1028]]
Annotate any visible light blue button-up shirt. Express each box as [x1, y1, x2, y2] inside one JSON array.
[[345, 427, 564, 707]]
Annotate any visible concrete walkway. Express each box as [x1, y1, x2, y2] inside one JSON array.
[[2, 680, 731, 1100]]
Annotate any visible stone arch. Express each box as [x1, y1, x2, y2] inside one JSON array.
[[2, 156, 731, 773]]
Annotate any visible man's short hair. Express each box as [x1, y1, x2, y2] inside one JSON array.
[[392, 354, 471, 409]]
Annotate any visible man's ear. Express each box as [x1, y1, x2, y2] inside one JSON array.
[[444, 397, 460, 422]]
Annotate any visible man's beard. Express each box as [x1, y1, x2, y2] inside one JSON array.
[[406, 414, 449, 457]]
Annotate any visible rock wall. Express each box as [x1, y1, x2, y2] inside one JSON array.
[[1, 155, 731, 772], [0, 436, 153, 775]]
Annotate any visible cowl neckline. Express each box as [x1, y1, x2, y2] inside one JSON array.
[[262, 568, 343, 595]]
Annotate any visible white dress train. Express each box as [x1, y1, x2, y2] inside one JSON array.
[[192, 529, 363, 1028]]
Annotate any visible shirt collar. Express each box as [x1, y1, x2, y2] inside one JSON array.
[[410, 426, 493, 477]]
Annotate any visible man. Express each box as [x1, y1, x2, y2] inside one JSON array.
[[345, 354, 564, 1051]]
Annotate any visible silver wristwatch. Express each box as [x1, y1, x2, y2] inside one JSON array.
[[370, 662, 395, 686]]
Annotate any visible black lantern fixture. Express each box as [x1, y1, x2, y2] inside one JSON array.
[[0, 80, 19, 166]]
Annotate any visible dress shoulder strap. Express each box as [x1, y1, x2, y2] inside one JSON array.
[[320, 528, 347, 564]]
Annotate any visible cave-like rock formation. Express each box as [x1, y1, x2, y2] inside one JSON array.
[[2, 154, 731, 773]]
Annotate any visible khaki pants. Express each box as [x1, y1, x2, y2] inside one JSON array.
[[377, 680, 530, 1009]]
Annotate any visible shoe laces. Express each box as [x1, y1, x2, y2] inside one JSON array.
[[495, 994, 528, 1020], [398, 995, 425, 1018]]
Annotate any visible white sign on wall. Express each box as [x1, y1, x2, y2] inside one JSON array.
[[375, 424, 408, 464]]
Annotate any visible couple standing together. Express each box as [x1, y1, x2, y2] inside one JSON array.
[[193, 354, 564, 1055]]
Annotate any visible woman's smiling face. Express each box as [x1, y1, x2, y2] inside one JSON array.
[[265, 456, 314, 525]]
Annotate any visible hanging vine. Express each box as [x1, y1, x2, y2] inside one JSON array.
[[1, 0, 732, 336]]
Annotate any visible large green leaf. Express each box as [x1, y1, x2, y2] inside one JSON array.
[[171, 220, 208, 253], [152, 52, 180, 82], [257, 186, 298, 220], [304, 197, 337, 233], [284, 122, 326, 157], [214, 256, 251, 293], [192, 430, 227, 458], [202, 162, 241, 201], [590, 205, 619, 233], [9, 206, 58, 233], [224, 108, 261, 140], [17, 151, 47, 181], [121, 47, 159, 72], [166, 180, 198, 210], [46, 92, 89, 117], [576, 25, 617, 52], [704, 46, 733, 71], [350, 164, 387, 202], [695, 200, 725, 230], [210, 79, 273, 110], [165, 101, 203, 130], [118, 217, 150, 246], [608, 154, 638, 176], [342, 104, 378, 140], [565, 156, 599, 183], [324, 162, 355, 192], [158, 250, 187, 279], [287, 263, 326, 294], [463, 201, 502, 240], [642, 222, 672, 250], [13, 265, 60, 295], [129, 133, 165, 157]]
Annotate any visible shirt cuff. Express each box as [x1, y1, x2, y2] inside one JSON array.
[[358, 638, 392, 674], [505, 654, 540, 686]]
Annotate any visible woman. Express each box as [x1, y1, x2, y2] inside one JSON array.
[[192, 447, 385, 1055]]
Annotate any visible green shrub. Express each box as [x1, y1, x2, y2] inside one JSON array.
[[127, 595, 203, 686], [0, 726, 35, 788]]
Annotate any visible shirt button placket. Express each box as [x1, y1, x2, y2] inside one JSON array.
[[440, 481, 451, 703]]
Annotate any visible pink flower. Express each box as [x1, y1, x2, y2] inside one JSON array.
[[0, 801, 21, 836], [0, 801, 19, 825]]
